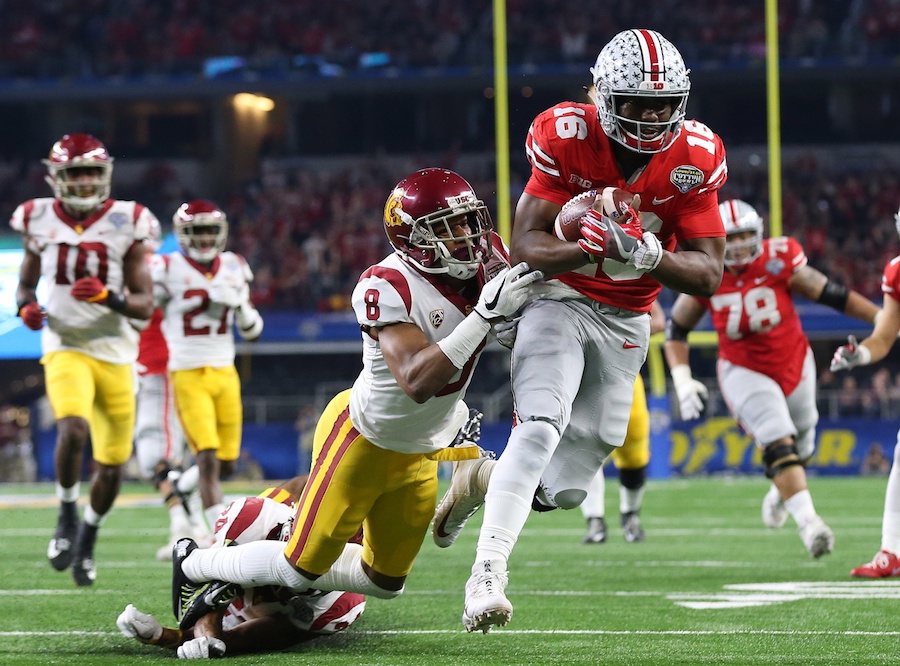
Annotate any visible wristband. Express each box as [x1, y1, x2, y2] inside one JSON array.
[[107, 291, 127, 312], [670, 364, 694, 387], [437, 313, 491, 369], [856, 344, 872, 366]]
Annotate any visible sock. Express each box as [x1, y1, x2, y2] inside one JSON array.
[[784, 489, 817, 528], [183, 539, 313, 590], [580, 469, 606, 519], [619, 485, 645, 515], [474, 491, 530, 568], [310, 543, 365, 591], [204, 503, 225, 534], [168, 504, 191, 534], [83, 504, 107, 528], [56, 482, 80, 503]]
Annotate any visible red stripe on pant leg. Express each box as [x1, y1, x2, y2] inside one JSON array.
[[288, 408, 359, 558]]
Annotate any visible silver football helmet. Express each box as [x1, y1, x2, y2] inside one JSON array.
[[719, 199, 764, 268], [590, 29, 690, 154]]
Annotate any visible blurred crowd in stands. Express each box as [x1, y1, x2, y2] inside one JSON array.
[[1, 0, 899, 80]]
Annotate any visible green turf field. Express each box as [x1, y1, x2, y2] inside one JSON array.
[[1, 475, 897, 665]]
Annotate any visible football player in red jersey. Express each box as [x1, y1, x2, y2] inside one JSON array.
[[831, 205, 900, 578], [665, 199, 880, 559], [117, 475, 367, 659], [457, 28, 728, 633], [11, 133, 156, 586]]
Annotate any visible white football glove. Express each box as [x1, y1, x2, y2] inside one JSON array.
[[116, 604, 163, 644], [177, 636, 226, 660], [830, 335, 872, 371], [474, 262, 543, 321], [208, 284, 244, 309], [670, 364, 708, 420], [629, 231, 664, 272]]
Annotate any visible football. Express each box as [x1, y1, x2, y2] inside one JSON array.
[[552, 187, 641, 242]]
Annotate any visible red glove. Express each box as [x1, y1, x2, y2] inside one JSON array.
[[577, 209, 644, 264], [19, 302, 45, 330], [71, 276, 110, 304]]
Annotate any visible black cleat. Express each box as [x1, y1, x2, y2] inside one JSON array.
[[621, 511, 645, 543], [47, 502, 79, 571], [172, 538, 241, 629], [71, 522, 98, 586], [581, 516, 608, 544]]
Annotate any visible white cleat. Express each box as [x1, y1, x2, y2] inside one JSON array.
[[433, 456, 491, 548], [799, 516, 834, 559], [462, 560, 512, 633], [761, 484, 788, 529]]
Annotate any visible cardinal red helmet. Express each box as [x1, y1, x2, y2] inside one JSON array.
[[43, 133, 114, 213], [383, 168, 493, 279], [173, 200, 228, 262], [719, 199, 764, 268]]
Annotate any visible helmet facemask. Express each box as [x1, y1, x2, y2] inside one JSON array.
[[720, 200, 764, 268], [405, 204, 493, 280], [46, 163, 113, 213], [179, 218, 228, 263], [590, 29, 691, 154]]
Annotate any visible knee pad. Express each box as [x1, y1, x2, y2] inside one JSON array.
[[762, 442, 801, 479], [618, 466, 646, 491]]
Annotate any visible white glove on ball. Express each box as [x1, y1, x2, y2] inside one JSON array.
[[177, 636, 227, 660]]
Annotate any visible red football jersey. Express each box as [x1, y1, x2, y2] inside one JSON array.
[[137, 308, 168, 376], [881, 255, 900, 299], [523, 102, 727, 312], [698, 237, 809, 394]]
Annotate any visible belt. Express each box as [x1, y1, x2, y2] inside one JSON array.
[[589, 300, 644, 318]]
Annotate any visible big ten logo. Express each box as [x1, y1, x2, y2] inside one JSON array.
[[669, 418, 859, 474]]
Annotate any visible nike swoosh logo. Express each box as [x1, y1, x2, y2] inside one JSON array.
[[435, 503, 456, 538], [623, 340, 640, 349], [754, 276, 767, 285], [652, 195, 675, 205], [483, 288, 502, 311]]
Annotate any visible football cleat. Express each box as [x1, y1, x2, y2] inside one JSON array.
[[621, 511, 645, 543], [462, 560, 512, 633], [761, 484, 788, 529], [850, 550, 900, 578], [582, 516, 608, 544], [71, 522, 98, 587], [433, 454, 492, 548], [799, 516, 834, 559], [172, 537, 240, 630], [47, 504, 79, 571]]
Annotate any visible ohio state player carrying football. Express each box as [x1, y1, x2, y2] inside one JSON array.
[[452, 28, 728, 633], [170, 168, 541, 628], [11, 133, 156, 586], [118, 476, 366, 659], [151, 200, 264, 545], [665, 199, 880, 559], [830, 205, 900, 578]]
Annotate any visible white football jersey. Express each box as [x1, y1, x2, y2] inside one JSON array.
[[151, 251, 252, 371], [349, 252, 482, 455], [213, 495, 366, 636], [9, 197, 155, 364]]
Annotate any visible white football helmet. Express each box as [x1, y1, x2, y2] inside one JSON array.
[[719, 199, 764, 268], [43, 133, 114, 213], [173, 200, 228, 263], [894, 205, 900, 240], [590, 29, 690, 154]]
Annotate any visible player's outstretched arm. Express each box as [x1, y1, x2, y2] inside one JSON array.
[[832, 292, 900, 371]]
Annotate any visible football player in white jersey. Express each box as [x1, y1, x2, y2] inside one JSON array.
[[151, 200, 264, 543], [170, 168, 542, 626], [118, 476, 366, 659], [11, 133, 156, 586]]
